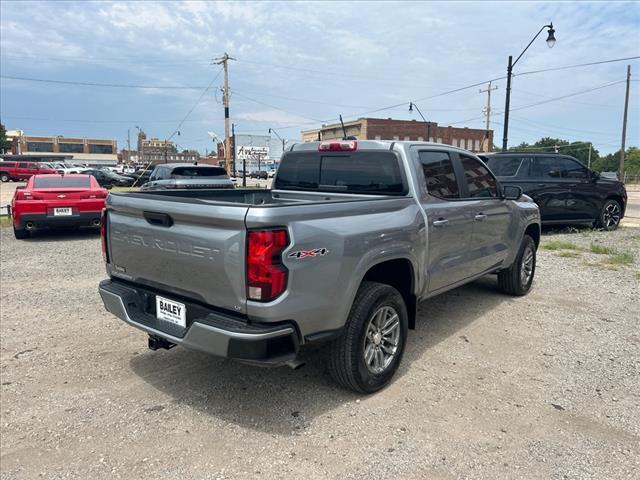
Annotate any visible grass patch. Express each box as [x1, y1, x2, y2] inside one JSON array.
[[556, 251, 580, 258], [543, 240, 581, 251], [110, 186, 139, 193], [582, 260, 620, 271], [589, 243, 616, 255], [603, 253, 635, 266], [0, 216, 11, 227]]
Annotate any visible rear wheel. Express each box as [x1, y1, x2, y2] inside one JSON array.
[[327, 281, 408, 393], [0, 173, 9, 182], [595, 199, 622, 231], [498, 235, 536, 296], [13, 226, 29, 239]]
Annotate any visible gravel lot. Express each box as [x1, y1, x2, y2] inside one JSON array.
[[1, 220, 639, 479]]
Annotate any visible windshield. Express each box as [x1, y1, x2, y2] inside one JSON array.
[[275, 151, 406, 195], [171, 166, 228, 178], [34, 176, 91, 188]]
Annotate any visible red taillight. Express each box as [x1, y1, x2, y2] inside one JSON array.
[[15, 191, 33, 200], [246, 229, 289, 302], [318, 140, 357, 152], [101, 209, 109, 263]]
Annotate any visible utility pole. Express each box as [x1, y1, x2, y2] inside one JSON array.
[[215, 53, 235, 175], [127, 129, 131, 164], [479, 81, 498, 152], [619, 65, 631, 180]]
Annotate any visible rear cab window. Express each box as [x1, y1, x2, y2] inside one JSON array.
[[34, 176, 92, 188], [275, 151, 407, 195], [459, 155, 498, 198], [171, 166, 228, 178]]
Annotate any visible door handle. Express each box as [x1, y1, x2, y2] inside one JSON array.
[[474, 213, 487, 221], [537, 183, 547, 187], [433, 219, 449, 227], [567, 184, 577, 187]]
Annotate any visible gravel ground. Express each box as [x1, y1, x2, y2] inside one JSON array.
[[1, 224, 639, 479]]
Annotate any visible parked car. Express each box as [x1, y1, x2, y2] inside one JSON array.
[[84, 169, 135, 188], [249, 170, 268, 179], [123, 169, 153, 186], [99, 140, 541, 393], [55, 164, 90, 174], [480, 153, 627, 230], [11, 174, 108, 238], [268, 168, 277, 178], [140, 163, 234, 191], [0, 161, 57, 182]]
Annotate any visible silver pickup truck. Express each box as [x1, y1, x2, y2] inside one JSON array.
[[99, 140, 541, 393]]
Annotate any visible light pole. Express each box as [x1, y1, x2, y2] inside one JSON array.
[[409, 102, 431, 141], [268, 127, 286, 155], [502, 23, 556, 151]]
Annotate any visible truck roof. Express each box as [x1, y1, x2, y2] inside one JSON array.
[[290, 140, 474, 155]]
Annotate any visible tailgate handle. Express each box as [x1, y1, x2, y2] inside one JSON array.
[[143, 211, 173, 227]]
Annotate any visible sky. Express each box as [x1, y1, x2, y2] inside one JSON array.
[[1, 0, 639, 155]]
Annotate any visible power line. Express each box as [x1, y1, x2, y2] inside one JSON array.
[[516, 56, 640, 77], [232, 91, 326, 123], [0, 75, 207, 89], [167, 68, 222, 139]]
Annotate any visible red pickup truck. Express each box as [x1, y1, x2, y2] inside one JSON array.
[[1, 161, 57, 182], [11, 174, 108, 238]]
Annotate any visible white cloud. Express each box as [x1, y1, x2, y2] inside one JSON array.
[[235, 110, 316, 126]]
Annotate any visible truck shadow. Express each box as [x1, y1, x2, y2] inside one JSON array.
[[129, 276, 509, 435]]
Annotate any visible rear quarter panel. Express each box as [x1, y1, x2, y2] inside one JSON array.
[[244, 197, 425, 339]]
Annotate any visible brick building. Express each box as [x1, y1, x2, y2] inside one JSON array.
[[12, 133, 118, 166], [302, 117, 493, 152], [137, 130, 199, 164]]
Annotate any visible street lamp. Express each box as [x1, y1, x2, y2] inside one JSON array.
[[268, 127, 286, 154], [502, 23, 556, 151], [409, 102, 431, 141]]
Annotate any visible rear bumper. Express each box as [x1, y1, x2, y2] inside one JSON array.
[[98, 279, 300, 366], [15, 211, 102, 229]]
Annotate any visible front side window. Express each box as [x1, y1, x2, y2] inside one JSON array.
[[530, 156, 586, 178], [418, 151, 459, 200], [460, 155, 498, 198]]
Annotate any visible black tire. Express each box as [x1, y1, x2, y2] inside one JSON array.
[[595, 199, 622, 231], [497, 235, 536, 296], [0, 173, 9, 183], [327, 281, 408, 393], [13, 226, 29, 239]]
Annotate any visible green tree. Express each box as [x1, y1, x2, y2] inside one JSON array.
[[0, 123, 12, 154]]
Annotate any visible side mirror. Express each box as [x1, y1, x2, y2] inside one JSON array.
[[503, 185, 523, 200], [590, 170, 600, 181]]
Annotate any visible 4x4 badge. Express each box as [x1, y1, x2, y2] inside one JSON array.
[[288, 248, 329, 259]]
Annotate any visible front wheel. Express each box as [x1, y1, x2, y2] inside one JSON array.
[[497, 235, 536, 296], [0, 173, 9, 182], [327, 281, 408, 393], [595, 199, 622, 231]]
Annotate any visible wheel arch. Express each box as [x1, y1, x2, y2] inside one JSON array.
[[361, 258, 417, 330], [605, 194, 625, 216], [524, 223, 541, 248]]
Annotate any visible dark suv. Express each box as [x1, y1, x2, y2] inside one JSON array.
[[480, 153, 627, 230]]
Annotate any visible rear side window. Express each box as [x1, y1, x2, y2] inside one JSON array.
[[171, 166, 227, 178], [460, 155, 498, 198], [34, 176, 91, 188], [1, 162, 16, 168], [486, 156, 523, 177], [418, 151, 459, 199], [275, 151, 406, 195]]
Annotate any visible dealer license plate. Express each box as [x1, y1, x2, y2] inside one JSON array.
[[155, 295, 186, 328], [54, 207, 72, 216]]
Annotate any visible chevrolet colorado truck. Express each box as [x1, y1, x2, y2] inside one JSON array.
[[99, 140, 541, 393]]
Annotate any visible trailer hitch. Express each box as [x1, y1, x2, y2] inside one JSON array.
[[148, 335, 176, 351]]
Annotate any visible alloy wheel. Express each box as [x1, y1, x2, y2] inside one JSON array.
[[363, 306, 401, 374]]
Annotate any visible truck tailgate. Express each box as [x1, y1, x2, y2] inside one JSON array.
[[105, 194, 248, 314]]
